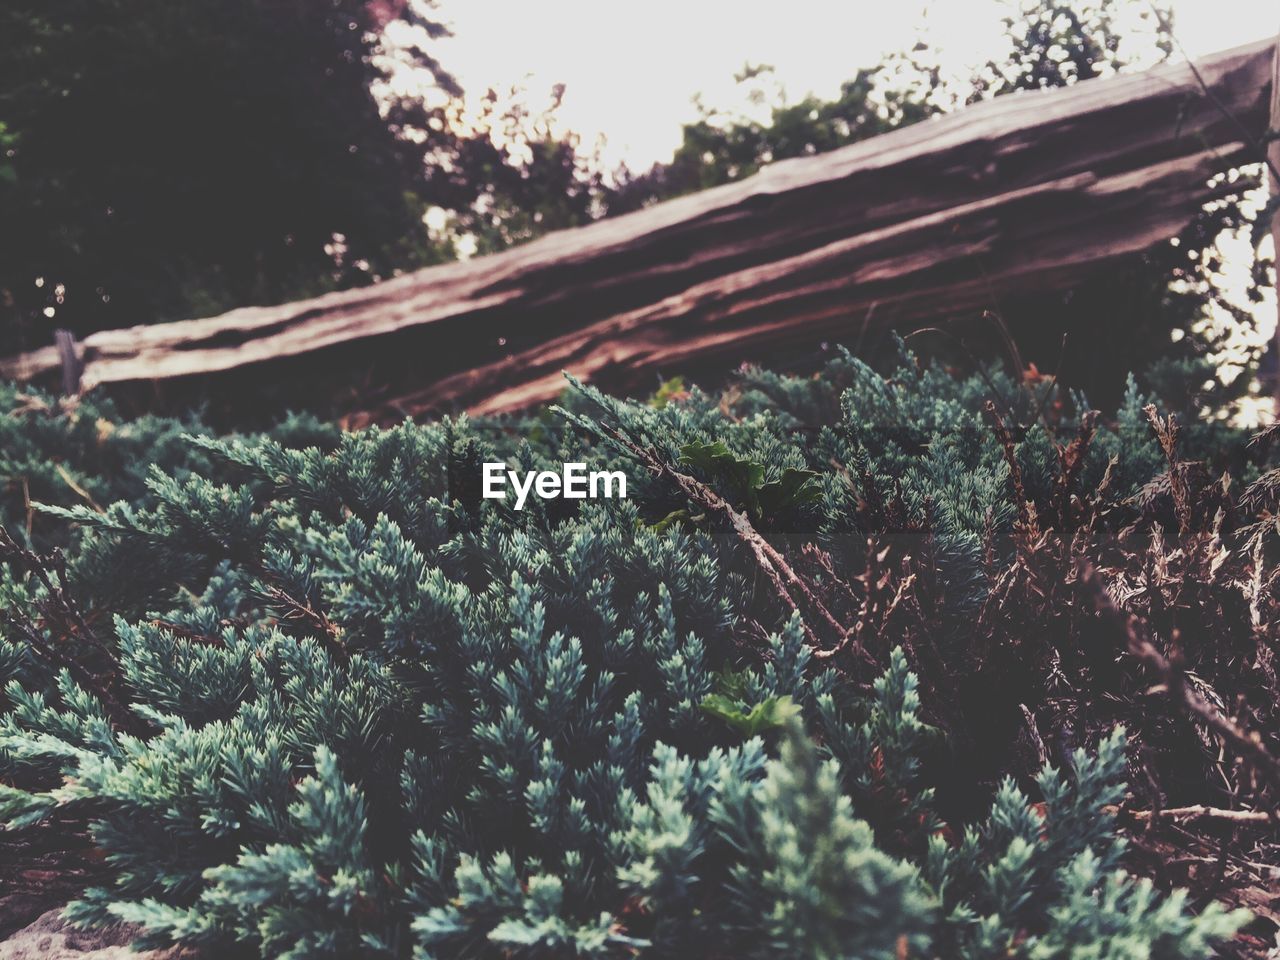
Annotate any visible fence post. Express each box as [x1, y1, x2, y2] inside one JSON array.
[[53, 329, 81, 397]]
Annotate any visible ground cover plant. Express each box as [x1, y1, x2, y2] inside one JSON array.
[[2, 345, 1279, 958]]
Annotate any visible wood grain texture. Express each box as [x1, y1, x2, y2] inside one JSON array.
[[1, 38, 1273, 417]]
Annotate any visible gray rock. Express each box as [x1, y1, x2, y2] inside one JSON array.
[[0, 909, 195, 959]]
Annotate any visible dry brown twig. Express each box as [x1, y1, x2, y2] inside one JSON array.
[[1143, 405, 1192, 537], [0, 525, 144, 736], [581, 411, 873, 668], [261, 583, 346, 661], [1052, 409, 1100, 527], [1080, 560, 1280, 809], [1121, 804, 1277, 827], [983, 400, 1040, 543]]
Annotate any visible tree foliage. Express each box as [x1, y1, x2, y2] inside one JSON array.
[[0, 0, 470, 349]]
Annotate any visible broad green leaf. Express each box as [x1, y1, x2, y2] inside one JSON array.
[[701, 693, 800, 737]]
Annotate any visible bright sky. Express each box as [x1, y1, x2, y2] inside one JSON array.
[[429, 0, 1273, 169]]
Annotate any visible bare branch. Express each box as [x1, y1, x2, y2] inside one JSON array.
[[1080, 561, 1280, 806]]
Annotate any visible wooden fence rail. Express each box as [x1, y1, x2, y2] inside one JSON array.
[[1, 38, 1274, 418]]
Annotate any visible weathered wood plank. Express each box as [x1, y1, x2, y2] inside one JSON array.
[[0, 38, 1273, 417]]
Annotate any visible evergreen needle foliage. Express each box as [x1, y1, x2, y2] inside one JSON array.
[[2, 345, 1274, 958]]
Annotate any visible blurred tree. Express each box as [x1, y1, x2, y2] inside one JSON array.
[[0, 0, 465, 350], [972, 0, 1173, 94], [431, 84, 605, 256], [604, 63, 938, 215], [607, 0, 1176, 213]]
